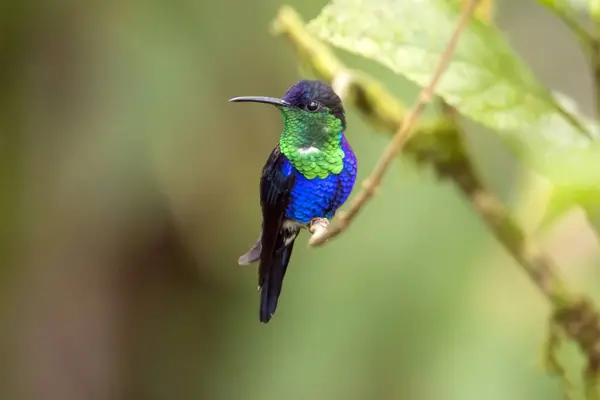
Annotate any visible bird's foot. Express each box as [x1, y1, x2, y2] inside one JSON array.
[[308, 218, 329, 242]]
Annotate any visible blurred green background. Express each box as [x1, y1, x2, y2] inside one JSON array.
[[2, 1, 600, 399]]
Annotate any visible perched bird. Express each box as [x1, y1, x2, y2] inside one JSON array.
[[230, 80, 357, 323]]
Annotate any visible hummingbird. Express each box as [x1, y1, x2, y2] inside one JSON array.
[[230, 80, 357, 323]]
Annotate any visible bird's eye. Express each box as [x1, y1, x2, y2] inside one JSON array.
[[306, 101, 320, 112]]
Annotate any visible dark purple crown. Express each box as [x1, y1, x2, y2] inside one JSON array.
[[282, 80, 346, 128]]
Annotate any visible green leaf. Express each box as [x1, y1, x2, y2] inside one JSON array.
[[591, 0, 600, 21], [307, 0, 600, 193], [539, 0, 586, 11]]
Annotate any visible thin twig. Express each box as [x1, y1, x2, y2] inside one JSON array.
[[538, 1, 600, 137], [537, 1, 597, 138], [591, 41, 600, 126], [538, 1, 595, 54], [308, 0, 481, 247], [272, 5, 600, 396]]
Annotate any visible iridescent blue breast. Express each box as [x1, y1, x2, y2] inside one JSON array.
[[282, 135, 357, 224]]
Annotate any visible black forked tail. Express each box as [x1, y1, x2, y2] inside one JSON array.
[[259, 237, 296, 323]]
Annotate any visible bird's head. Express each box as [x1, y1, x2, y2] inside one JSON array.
[[230, 80, 348, 178], [229, 80, 346, 137]]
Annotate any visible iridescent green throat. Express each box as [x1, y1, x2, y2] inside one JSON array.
[[279, 110, 345, 180]]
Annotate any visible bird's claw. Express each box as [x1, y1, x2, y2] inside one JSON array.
[[308, 218, 329, 236]]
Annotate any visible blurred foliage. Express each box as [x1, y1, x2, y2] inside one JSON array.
[[1, 1, 600, 400], [283, 1, 600, 396], [308, 0, 600, 226]]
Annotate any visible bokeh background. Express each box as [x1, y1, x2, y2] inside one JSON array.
[[2, 1, 600, 399]]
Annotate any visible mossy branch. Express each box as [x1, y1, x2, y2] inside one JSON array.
[[307, 0, 481, 246], [272, 5, 600, 398]]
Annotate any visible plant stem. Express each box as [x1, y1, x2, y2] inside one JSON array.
[[272, 6, 600, 397]]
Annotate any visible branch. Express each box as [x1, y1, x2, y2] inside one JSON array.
[[309, 0, 481, 247], [272, 5, 600, 397]]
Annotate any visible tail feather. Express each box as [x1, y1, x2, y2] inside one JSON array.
[[238, 232, 262, 266], [259, 237, 296, 323]]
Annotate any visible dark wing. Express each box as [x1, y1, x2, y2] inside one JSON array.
[[258, 145, 296, 289]]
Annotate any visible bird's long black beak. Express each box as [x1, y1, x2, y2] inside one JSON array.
[[228, 96, 290, 108]]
